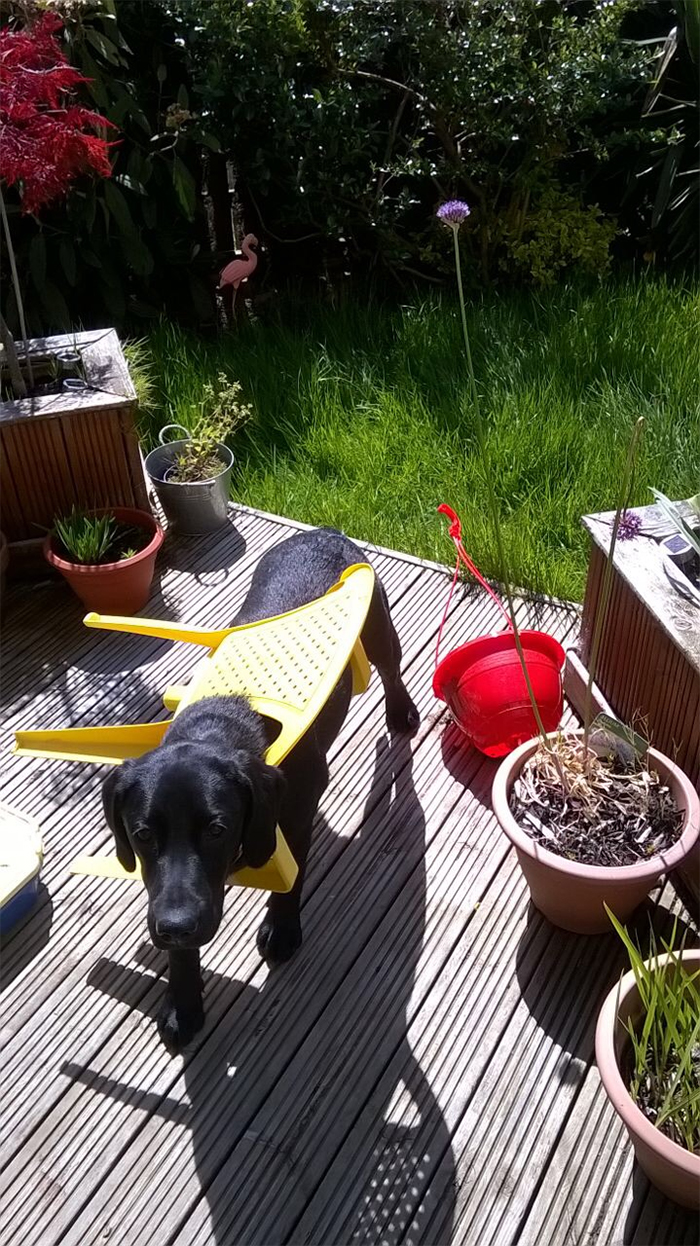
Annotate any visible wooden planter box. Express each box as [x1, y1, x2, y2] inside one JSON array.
[[0, 329, 148, 571], [565, 501, 699, 909]]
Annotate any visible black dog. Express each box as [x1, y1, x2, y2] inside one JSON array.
[[102, 528, 419, 1051]]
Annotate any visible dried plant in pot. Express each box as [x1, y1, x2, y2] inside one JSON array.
[[145, 374, 253, 535], [44, 507, 164, 615], [596, 918, 700, 1209], [492, 728, 700, 933]]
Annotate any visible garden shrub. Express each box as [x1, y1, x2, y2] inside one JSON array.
[[178, 0, 656, 286]]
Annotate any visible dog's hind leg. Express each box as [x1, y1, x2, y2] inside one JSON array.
[[361, 580, 420, 736]]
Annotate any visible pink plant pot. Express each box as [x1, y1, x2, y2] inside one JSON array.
[[491, 732, 700, 934], [596, 950, 700, 1209]]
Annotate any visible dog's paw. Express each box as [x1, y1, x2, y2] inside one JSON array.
[[257, 917, 302, 965], [386, 690, 420, 737], [157, 993, 205, 1054]]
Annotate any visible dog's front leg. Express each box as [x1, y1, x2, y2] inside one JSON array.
[[158, 948, 205, 1053], [257, 751, 327, 966]]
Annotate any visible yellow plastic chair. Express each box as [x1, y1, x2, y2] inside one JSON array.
[[14, 563, 375, 893]]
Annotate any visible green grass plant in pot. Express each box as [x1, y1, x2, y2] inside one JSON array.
[[596, 913, 700, 1208], [45, 507, 164, 614], [145, 373, 253, 535]]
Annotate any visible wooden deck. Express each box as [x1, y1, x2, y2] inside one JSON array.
[[1, 507, 697, 1246]]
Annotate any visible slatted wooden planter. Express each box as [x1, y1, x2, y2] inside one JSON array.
[[565, 501, 699, 908], [0, 329, 148, 572]]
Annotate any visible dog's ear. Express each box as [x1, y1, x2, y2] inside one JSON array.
[[102, 768, 136, 873], [241, 757, 286, 869]]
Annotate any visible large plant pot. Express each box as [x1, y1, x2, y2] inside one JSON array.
[[491, 732, 700, 934], [596, 950, 700, 1208], [145, 425, 233, 535], [44, 507, 164, 615]]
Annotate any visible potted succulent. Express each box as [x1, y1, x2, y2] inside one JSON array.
[[45, 507, 164, 614], [596, 916, 700, 1209], [145, 372, 253, 535]]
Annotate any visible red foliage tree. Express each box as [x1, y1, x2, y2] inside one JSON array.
[[0, 11, 114, 214]]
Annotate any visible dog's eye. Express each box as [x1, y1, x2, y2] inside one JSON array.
[[133, 826, 154, 845], [207, 822, 226, 839]]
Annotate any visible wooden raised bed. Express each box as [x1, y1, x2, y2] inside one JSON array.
[[0, 329, 148, 573], [566, 500, 699, 908]]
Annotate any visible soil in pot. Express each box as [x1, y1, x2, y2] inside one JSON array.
[[509, 732, 684, 868]]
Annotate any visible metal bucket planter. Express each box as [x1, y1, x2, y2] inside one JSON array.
[[145, 424, 233, 535]]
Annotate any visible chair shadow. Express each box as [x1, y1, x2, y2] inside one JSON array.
[[0, 883, 54, 991], [61, 733, 456, 1246]]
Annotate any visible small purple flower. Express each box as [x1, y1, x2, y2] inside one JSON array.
[[437, 200, 471, 228], [617, 510, 642, 541]]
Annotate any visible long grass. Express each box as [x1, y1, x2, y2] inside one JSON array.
[[137, 278, 699, 600]]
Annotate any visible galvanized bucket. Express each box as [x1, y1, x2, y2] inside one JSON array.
[[145, 424, 233, 535]]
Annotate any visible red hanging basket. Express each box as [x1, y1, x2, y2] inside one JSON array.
[[433, 505, 565, 758]]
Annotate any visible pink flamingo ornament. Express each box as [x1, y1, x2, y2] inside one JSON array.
[[218, 234, 259, 305]]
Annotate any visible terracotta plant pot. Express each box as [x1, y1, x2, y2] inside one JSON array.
[[491, 732, 700, 934], [596, 949, 700, 1208], [44, 507, 164, 615]]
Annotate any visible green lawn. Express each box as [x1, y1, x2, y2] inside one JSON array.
[[138, 279, 699, 601]]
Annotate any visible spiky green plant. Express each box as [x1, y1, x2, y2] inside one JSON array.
[[53, 509, 119, 565], [607, 906, 700, 1154]]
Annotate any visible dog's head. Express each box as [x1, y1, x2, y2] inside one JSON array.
[[102, 743, 285, 950]]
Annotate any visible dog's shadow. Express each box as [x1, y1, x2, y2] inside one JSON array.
[[62, 734, 456, 1246]]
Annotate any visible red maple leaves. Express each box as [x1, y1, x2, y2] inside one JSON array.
[[0, 12, 114, 214]]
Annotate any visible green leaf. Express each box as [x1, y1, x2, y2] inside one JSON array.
[[85, 27, 123, 68], [40, 281, 71, 330], [115, 173, 148, 197], [157, 63, 167, 85], [120, 233, 154, 277], [99, 274, 127, 321], [200, 132, 222, 153], [650, 488, 700, 558], [591, 713, 649, 761], [652, 142, 682, 229], [29, 233, 46, 291], [173, 156, 196, 220], [59, 238, 77, 287], [104, 181, 137, 237], [177, 83, 190, 109]]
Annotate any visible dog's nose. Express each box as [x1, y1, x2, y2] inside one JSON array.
[[155, 916, 198, 943]]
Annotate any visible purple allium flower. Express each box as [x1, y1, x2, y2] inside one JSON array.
[[437, 199, 471, 228], [617, 510, 642, 541]]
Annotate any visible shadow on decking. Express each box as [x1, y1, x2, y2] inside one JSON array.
[[61, 735, 456, 1245]]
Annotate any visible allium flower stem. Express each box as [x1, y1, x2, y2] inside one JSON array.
[[450, 223, 548, 743]]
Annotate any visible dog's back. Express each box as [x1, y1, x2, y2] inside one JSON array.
[[232, 527, 367, 626]]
